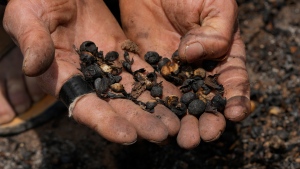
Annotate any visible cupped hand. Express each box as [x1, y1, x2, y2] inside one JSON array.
[[119, 0, 251, 149], [3, 0, 181, 144]]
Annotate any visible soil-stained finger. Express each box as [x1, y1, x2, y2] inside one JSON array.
[[0, 90, 16, 124], [138, 91, 180, 137], [225, 96, 250, 121], [199, 112, 226, 142], [108, 98, 168, 143], [152, 104, 180, 136], [72, 93, 137, 145], [177, 114, 200, 149], [6, 77, 31, 114], [216, 46, 250, 121]]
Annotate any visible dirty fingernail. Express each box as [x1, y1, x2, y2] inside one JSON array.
[[22, 48, 30, 72], [185, 43, 204, 63], [204, 131, 223, 142], [122, 139, 137, 145]]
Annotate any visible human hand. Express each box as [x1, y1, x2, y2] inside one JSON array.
[[0, 6, 45, 125], [119, 0, 250, 148], [3, 0, 181, 144]]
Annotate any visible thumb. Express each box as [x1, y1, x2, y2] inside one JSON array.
[[177, 0, 238, 63], [3, 2, 54, 76]]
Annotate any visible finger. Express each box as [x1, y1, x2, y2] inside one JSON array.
[[138, 91, 180, 137], [72, 93, 137, 144], [0, 87, 15, 124], [25, 76, 46, 102], [111, 67, 169, 142], [108, 98, 168, 142], [215, 35, 251, 122], [1, 46, 32, 114], [6, 76, 31, 114], [199, 112, 226, 142], [177, 114, 200, 149], [3, 1, 54, 76], [176, 0, 239, 63]]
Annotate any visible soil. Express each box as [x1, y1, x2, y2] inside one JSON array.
[[1, 0, 300, 168]]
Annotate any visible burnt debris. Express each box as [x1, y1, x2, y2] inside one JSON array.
[[77, 41, 226, 116]]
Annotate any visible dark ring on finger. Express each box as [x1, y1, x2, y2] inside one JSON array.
[[59, 75, 94, 107]]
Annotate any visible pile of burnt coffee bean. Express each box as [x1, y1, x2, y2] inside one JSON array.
[[77, 41, 226, 118]]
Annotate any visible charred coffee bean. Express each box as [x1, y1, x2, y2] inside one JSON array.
[[180, 85, 192, 93], [82, 63, 103, 82], [170, 103, 187, 118], [180, 92, 197, 105], [193, 68, 206, 79], [122, 61, 132, 73], [150, 84, 163, 98], [200, 85, 211, 95], [100, 63, 112, 74], [205, 74, 224, 92], [211, 94, 227, 112], [202, 60, 219, 71], [182, 79, 195, 86], [94, 77, 110, 95], [105, 51, 119, 61], [191, 79, 205, 92], [124, 51, 134, 64], [179, 78, 193, 92], [161, 62, 180, 77], [171, 50, 181, 63], [144, 51, 162, 65], [177, 72, 189, 81], [80, 51, 96, 66], [188, 99, 206, 117], [110, 67, 123, 76], [131, 81, 147, 99], [97, 51, 104, 59], [124, 51, 129, 58], [146, 100, 158, 112], [107, 92, 126, 99], [158, 58, 171, 71], [165, 95, 179, 108], [110, 83, 125, 93], [133, 68, 146, 82], [80, 41, 98, 56], [165, 75, 183, 86], [112, 75, 122, 83], [145, 80, 154, 90], [146, 72, 157, 82]]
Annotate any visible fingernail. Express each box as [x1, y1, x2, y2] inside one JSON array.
[[22, 48, 30, 71], [122, 140, 137, 145], [185, 43, 204, 63], [205, 131, 223, 142]]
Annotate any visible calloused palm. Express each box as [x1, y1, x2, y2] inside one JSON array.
[[120, 0, 250, 148]]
